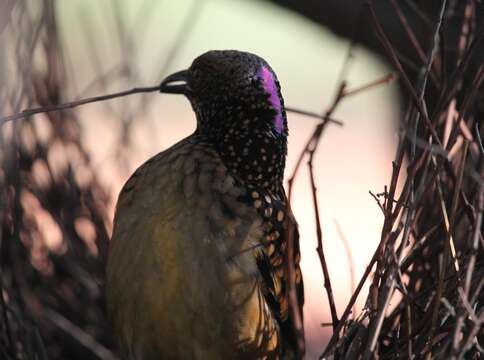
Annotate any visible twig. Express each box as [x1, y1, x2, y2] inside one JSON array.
[[0, 85, 160, 125], [369, 190, 385, 215], [433, 22, 484, 119], [287, 41, 357, 357], [403, 0, 433, 27], [285, 107, 343, 126], [334, 221, 356, 317], [287, 83, 346, 201], [43, 308, 118, 360], [434, 165, 461, 275], [427, 141, 468, 359], [389, 0, 427, 66], [341, 73, 397, 97], [366, 1, 444, 149], [475, 123, 484, 156], [320, 230, 401, 359], [458, 309, 484, 358], [307, 156, 339, 332], [451, 147, 483, 354]]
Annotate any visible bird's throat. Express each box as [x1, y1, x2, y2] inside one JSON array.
[[212, 115, 286, 195]]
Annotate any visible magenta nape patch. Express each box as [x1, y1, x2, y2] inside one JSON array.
[[258, 66, 284, 134]]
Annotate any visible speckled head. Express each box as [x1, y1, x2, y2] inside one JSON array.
[[160, 50, 288, 195]]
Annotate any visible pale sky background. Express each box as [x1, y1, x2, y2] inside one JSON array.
[[57, 0, 400, 357]]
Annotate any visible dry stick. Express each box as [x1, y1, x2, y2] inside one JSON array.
[[405, 303, 413, 359], [287, 43, 397, 199], [366, 1, 444, 150], [341, 73, 397, 97], [285, 107, 343, 126], [427, 141, 469, 359], [412, 67, 484, 230], [44, 308, 118, 360], [289, 84, 347, 348], [464, 166, 484, 296], [389, 0, 428, 66], [320, 231, 400, 359], [363, 134, 431, 355], [364, 0, 448, 356], [412, 72, 484, 348], [451, 150, 482, 355], [459, 309, 484, 357], [0, 85, 161, 125], [389, 0, 442, 91], [434, 166, 461, 275], [0, 85, 346, 128], [287, 42, 402, 357], [307, 155, 339, 332], [403, 0, 433, 27], [286, 69, 348, 359], [433, 22, 484, 120], [364, 131, 412, 357], [365, 207, 410, 358], [322, 129, 407, 358], [369, 190, 385, 214], [334, 220, 357, 316], [441, 66, 484, 159], [365, 277, 398, 358], [287, 82, 347, 202], [475, 123, 484, 156], [284, 45, 355, 357]]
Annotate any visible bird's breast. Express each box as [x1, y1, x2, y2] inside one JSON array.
[[106, 137, 280, 359]]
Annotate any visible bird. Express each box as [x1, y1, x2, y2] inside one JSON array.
[[106, 50, 304, 360]]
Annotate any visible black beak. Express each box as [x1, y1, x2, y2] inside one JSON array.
[[160, 70, 190, 94]]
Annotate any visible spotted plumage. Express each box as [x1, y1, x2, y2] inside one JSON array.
[[106, 50, 304, 359]]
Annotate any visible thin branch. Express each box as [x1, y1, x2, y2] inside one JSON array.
[[334, 220, 356, 317], [43, 308, 118, 360], [452, 146, 482, 354], [366, 1, 444, 149], [320, 230, 401, 359], [341, 73, 397, 97], [0, 85, 161, 125], [389, 0, 427, 66], [428, 141, 468, 358], [403, 0, 433, 27], [307, 155, 339, 332], [369, 190, 385, 214], [285, 107, 343, 126]]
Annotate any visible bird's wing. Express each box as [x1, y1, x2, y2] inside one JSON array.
[[247, 188, 304, 354]]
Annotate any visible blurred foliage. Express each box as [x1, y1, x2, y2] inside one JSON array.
[[1, 1, 117, 358]]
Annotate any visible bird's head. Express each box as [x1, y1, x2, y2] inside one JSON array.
[[161, 50, 288, 194]]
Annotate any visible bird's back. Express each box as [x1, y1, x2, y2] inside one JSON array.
[[106, 136, 282, 359]]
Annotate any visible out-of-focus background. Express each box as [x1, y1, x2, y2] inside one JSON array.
[[6, 0, 482, 359]]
